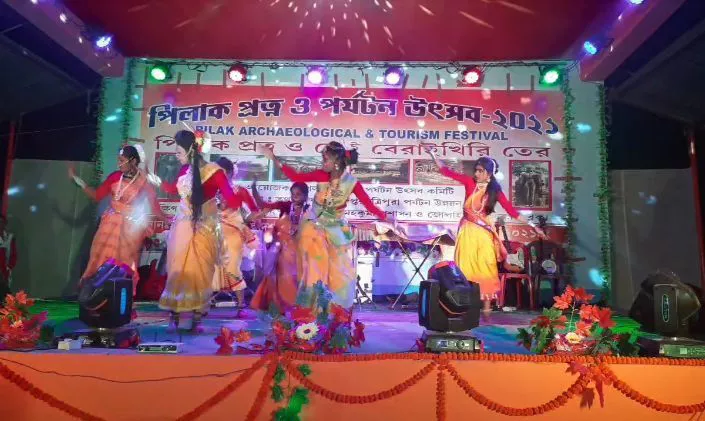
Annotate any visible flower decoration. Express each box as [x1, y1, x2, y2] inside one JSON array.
[[0, 291, 47, 350], [295, 323, 319, 340], [517, 285, 639, 356], [193, 130, 212, 154]]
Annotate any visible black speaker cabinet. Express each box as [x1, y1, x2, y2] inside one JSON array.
[[78, 262, 133, 329]]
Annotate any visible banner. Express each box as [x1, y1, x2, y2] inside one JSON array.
[[140, 85, 563, 224]]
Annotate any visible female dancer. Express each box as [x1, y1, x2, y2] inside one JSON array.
[[69, 145, 165, 297], [425, 148, 545, 313], [249, 180, 310, 313], [156, 130, 257, 332], [261, 141, 387, 309], [212, 157, 259, 309]]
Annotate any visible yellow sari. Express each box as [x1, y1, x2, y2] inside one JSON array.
[[454, 183, 508, 300], [159, 164, 221, 313], [296, 172, 356, 308]]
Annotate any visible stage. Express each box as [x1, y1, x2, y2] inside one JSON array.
[[2, 302, 705, 420], [30, 301, 644, 356]]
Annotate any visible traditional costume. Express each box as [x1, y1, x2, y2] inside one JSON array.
[[279, 165, 386, 308], [250, 200, 308, 312], [438, 166, 520, 300], [80, 170, 160, 295], [158, 163, 255, 313]]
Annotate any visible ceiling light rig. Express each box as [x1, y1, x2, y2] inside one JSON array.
[[227, 64, 248, 83], [306, 66, 327, 85], [149, 63, 172, 82], [460, 66, 484, 87], [579, 0, 644, 61], [383, 66, 404, 86]]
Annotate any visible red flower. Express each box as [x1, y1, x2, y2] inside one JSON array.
[[596, 307, 615, 329], [234, 329, 252, 343], [575, 320, 593, 337], [330, 303, 352, 324], [290, 307, 316, 324], [553, 293, 572, 310], [573, 287, 594, 303], [530, 315, 551, 328], [579, 304, 599, 322]]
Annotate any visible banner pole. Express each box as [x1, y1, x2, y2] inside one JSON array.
[[687, 127, 705, 295], [2, 121, 17, 218]]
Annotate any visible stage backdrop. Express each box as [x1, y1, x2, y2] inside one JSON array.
[[96, 61, 604, 293]]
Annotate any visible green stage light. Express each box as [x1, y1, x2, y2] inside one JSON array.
[[150, 64, 171, 82], [539, 66, 562, 87]]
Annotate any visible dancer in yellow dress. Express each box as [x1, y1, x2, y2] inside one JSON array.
[[261, 142, 387, 310], [211, 157, 260, 310], [155, 130, 255, 332], [425, 148, 545, 314]]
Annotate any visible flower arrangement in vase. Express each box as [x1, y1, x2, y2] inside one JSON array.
[[0, 291, 47, 350]]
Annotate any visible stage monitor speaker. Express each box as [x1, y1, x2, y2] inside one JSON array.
[[629, 271, 701, 337], [78, 260, 134, 329], [419, 261, 481, 332]]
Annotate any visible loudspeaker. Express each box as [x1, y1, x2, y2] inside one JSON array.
[[78, 260, 134, 328], [419, 261, 481, 332], [629, 271, 702, 336]]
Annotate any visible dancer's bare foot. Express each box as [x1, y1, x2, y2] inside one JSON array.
[[166, 312, 179, 333], [189, 311, 204, 333]]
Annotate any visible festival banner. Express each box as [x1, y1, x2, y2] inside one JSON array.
[[140, 85, 564, 225]]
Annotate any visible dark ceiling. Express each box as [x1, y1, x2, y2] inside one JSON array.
[[0, 1, 100, 121], [607, 0, 705, 125]]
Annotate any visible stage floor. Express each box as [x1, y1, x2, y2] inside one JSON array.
[[36, 301, 643, 356]]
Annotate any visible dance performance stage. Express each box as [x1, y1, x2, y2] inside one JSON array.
[[2, 302, 704, 421]]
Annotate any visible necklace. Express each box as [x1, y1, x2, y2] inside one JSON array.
[[114, 171, 139, 201], [470, 183, 488, 215]]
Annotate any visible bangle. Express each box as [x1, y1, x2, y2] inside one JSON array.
[[72, 176, 87, 189], [526, 220, 537, 228], [147, 173, 162, 187]]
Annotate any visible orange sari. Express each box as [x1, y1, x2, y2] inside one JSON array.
[[81, 171, 155, 294], [250, 206, 300, 312]]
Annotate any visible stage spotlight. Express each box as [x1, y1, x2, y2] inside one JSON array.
[[95, 35, 112, 49], [628, 0, 644, 4], [149, 63, 171, 82], [461, 66, 484, 86], [306, 66, 327, 85], [228, 64, 248, 83], [539, 66, 562, 87], [383, 66, 404, 86], [583, 41, 599, 56], [418, 261, 482, 353]]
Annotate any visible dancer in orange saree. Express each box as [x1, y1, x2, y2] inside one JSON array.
[[425, 148, 545, 314], [250, 181, 310, 313], [261, 141, 387, 310], [211, 157, 260, 310], [69, 145, 165, 298], [154, 130, 257, 332]]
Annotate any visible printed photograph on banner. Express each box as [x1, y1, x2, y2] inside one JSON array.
[[352, 159, 411, 184], [209, 154, 269, 182], [509, 160, 552, 211], [154, 152, 180, 201], [412, 159, 472, 185], [272, 156, 322, 181]]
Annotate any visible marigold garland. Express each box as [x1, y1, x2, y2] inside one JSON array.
[[5, 352, 705, 420], [0, 362, 106, 421]]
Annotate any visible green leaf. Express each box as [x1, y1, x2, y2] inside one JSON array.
[[271, 384, 285, 402], [274, 364, 286, 383], [297, 364, 312, 377]]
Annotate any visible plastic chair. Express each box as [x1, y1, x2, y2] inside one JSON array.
[[498, 241, 535, 310]]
